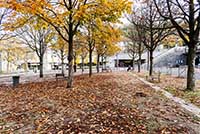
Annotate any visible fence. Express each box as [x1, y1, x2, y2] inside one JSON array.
[[142, 65, 188, 78]]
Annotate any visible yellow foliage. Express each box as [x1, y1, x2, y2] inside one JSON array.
[[0, 38, 30, 64], [2, 0, 133, 64], [95, 23, 122, 56], [162, 35, 183, 47], [50, 35, 68, 55], [3, 0, 133, 28]]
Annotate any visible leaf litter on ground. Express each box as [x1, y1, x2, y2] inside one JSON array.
[[0, 72, 199, 133]]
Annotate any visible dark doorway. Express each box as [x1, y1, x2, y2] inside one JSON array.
[[115, 59, 132, 67]]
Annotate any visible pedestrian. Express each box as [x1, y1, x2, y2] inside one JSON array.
[[127, 65, 131, 72]]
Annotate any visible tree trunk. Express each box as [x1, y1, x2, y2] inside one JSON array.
[[74, 54, 77, 73], [67, 32, 74, 88], [89, 44, 92, 77], [147, 51, 150, 71], [96, 54, 100, 73], [101, 55, 104, 71], [186, 45, 196, 91], [61, 52, 64, 75], [7, 61, 9, 73], [132, 57, 135, 70], [81, 56, 84, 74], [138, 44, 142, 73], [7, 52, 10, 73], [138, 52, 142, 73], [39, 56, 43, 78], [149, 50, 153, 76], [104, 56, 107, 69], [116, 53, 119, 69]]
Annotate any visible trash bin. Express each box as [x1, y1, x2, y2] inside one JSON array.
[[12, 76, 20, 87]]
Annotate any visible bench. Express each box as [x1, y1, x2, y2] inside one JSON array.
[[146, 71, 161, 82], [102, 68, 112, 72], [55, 73, 67, 82]]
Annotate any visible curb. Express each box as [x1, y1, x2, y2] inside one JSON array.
[[133, 73, 200, 118]]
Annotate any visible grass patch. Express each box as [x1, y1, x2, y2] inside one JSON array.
[[165, 87, 200, 107]]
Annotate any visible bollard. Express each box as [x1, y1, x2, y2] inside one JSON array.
[[12, 76, 20, 87]]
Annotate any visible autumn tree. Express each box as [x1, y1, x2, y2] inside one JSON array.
[[103, 44, 121, 69], [3, 0, 132, 87], [12, 16, 54, 78], [127, 20, 146, 73], [51, 35, 68, 75], [78, 45, 88, 73], [95, 32, 106, 72], [129, 0, 173, 76], [135, 25, 146, 73], [73, 37, 83, 73], [96, 43, 106, 73], [81, 18, 109, 76], [79, 22, 122, 75], [0, 8, 12, 41], [75, 33, 88, 73], [0, 39, 28, 72], [154, 0, 200, 91], [95, 27, 121, 72], [123, 25, 145, 71], [124, 41, 138, 71], [81, 24, 96, 77]]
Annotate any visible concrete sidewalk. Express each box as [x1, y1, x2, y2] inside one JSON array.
[[133, 73, 200, 118], [0, 69, 96, 86], [142, 66, 200, 79]]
